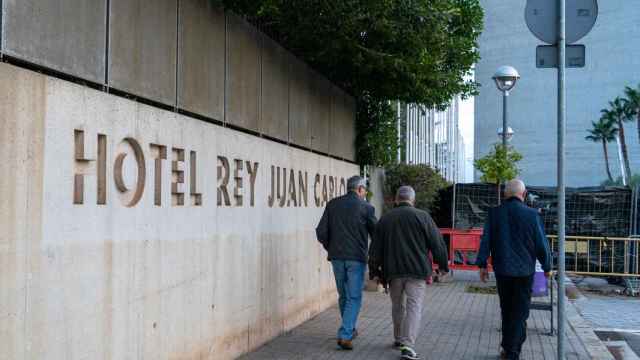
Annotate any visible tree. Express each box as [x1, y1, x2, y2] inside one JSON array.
[[356, 95, 399, 167], [602, 97, 633, 183], [585, 117, 618, 182], [623, 84, 640, 144], [212, 0, 483, 165], [474, 143, 523, 185]]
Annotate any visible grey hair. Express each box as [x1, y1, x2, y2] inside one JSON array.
[[396, 185, 416, 203], [347, 176, 366, 192], [504, 179, 526, 198]]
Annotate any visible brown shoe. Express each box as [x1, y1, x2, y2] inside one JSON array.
[[499, 349, 508, 359], [337, 339, 353, 350]]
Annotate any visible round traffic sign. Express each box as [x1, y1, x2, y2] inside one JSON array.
[[525, 0, 598, 44]]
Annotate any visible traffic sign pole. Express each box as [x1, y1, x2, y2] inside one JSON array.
[[557, 0, 567, 358]]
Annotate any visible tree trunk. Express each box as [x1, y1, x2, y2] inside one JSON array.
[[618, 119, 632, 183], [602, 140, 613, 182]]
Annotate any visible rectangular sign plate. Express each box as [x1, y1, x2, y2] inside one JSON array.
[[536, 44, 586, 68]]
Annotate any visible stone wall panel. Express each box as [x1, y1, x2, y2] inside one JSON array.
[[225, 14, 260, 132], [260, 36, 289, 141], [108, 0, 177, 106], [177, 0, 225, 120], [2, 0, 106, 83]]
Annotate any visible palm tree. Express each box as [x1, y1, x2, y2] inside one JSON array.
[[602, 97, 633, 182], [623, 84, 640, 143], [586, 118, 618, 182]]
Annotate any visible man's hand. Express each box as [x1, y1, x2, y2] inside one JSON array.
[[479, 268, 489, 283], [544, 271, 553, 278]]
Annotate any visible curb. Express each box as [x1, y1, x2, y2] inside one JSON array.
[[566, 300, 615, 359], [564, 279, 615, 360]]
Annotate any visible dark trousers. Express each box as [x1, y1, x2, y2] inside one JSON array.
[[496, 274, 534, 360]]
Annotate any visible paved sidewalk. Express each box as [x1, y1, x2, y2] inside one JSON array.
[[241, 280, 590, 360]]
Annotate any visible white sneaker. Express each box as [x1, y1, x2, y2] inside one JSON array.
[[400, 345, 420, 360]]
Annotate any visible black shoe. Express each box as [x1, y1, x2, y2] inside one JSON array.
[[393, 341, 405, 349], [400, 346, 420, 360]]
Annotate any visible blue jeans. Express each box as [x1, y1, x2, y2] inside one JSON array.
[[331, 260, 366, 340]]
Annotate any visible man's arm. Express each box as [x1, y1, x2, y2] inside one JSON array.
[[369, 220, 385, 279], [476, 218, 492, 282], [425, 215, 449, 272], [315, 206, 330, 251], [476, 217, 492, 269], [365, 204, 377, 239], [534, 215, 552, 273]]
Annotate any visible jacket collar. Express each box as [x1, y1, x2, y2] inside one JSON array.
[[396, 202, 413, 208], [506, 197, 524, 204]]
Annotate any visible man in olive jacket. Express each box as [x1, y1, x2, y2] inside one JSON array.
[[316, 176, 377, 350], [369, 186, 449, 360]]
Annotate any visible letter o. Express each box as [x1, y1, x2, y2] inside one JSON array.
[[113, 138, 146, 207]]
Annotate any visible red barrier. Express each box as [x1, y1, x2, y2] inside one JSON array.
[[439, 228, 492, 271]]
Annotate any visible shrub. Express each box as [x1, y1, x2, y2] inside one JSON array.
[[383, 163, 450, 213]]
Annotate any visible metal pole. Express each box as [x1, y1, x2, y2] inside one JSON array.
[[502, 91, 508, 147], [557, 0, 567, 358]]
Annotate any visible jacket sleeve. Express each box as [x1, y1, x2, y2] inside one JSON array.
[[425, 215, 449, 272], [534, 215, 552, 272], [315, 206, 330, 251], [365, 204, 377, 240], [476, 214, 492, 269], [369, 220, 384, 268]]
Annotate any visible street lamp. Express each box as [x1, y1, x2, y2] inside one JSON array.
[[493, 66, 520, 147], [497, 126, 514, 142]]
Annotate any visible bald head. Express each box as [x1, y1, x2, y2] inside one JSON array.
[[504, 179, 526, 200]]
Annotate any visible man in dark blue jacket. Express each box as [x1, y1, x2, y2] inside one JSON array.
[[477, 179, 552, 360], [316, 176, 377, 350]]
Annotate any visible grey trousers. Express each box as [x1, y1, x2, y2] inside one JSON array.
[[389, 277, 427, 348]]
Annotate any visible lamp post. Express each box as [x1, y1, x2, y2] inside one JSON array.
[[497, 126, 514, 143], [493, 66, 520, 147]]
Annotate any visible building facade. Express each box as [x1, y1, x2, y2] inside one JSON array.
[[398, 97, 466, 183], [475, 0, 640, 187]]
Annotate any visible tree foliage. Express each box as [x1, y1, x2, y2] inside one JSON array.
[[356, 95, 399, 166], [601, 97, 634, 183], [585, 117, 618, 182], [474, 144, 523, 184], [383, 163, 450, 212], [212, 0, 483, 165]]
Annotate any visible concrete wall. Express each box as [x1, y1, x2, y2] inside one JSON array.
[[0, 0, 356, 160], [0, 62, 357, 360], [1, 0, 106, 83], [108, 0, 178, 106], [177, 0, 225, 120], [475, 0, 640, 186], [260, 36, 290, 141]]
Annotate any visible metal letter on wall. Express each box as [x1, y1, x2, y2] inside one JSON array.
[[190, 151, 203, 206], [171, 148, 185, 206], [73, 130, 106, 205], [217, 156, 231, 206], [113, 138, 146, 207]]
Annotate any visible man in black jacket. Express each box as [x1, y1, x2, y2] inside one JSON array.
[[316, 176, 377, 350], [477, 179, 551, 360], [369, 186, 449, 360]]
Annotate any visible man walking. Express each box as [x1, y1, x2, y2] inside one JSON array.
[[477, 179, 552, 360], [369, 186, 449, 360], [316, 176, 377, 350]]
